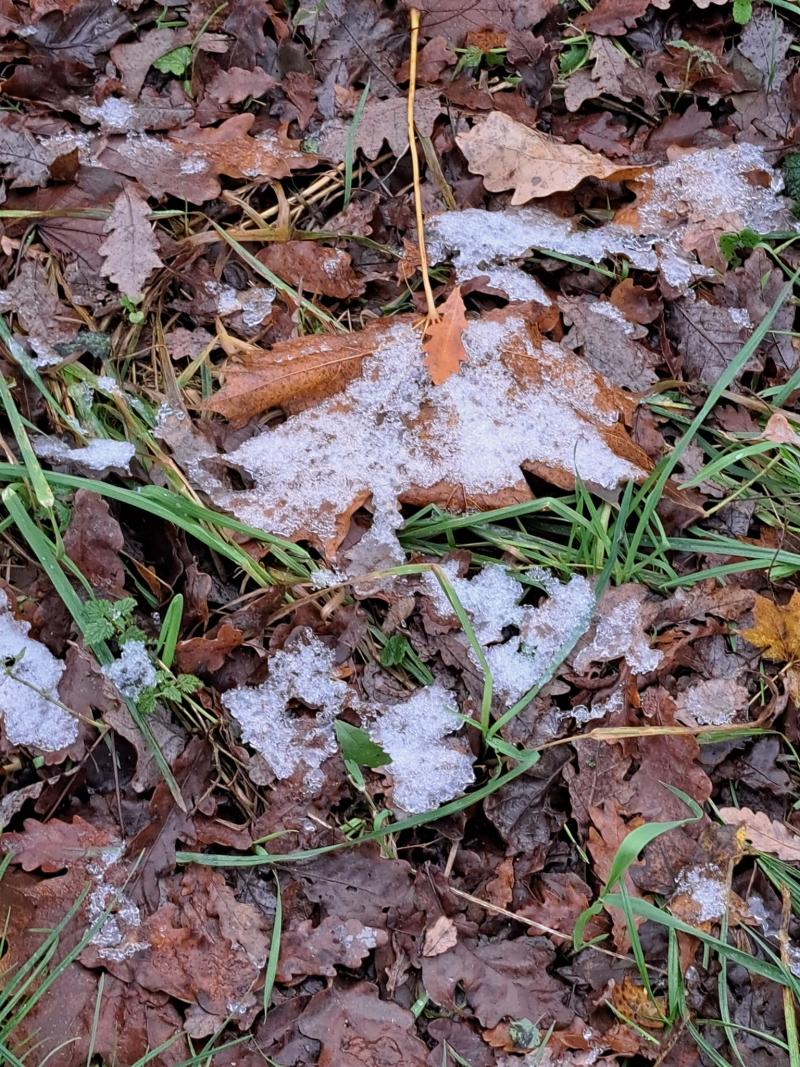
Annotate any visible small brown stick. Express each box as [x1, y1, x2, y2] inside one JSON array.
[[407, 7, 439, 325]]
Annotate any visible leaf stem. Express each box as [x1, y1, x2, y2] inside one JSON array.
[[407, 7, 439, 324]]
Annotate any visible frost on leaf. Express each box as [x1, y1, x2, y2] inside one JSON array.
[[573, 584, 662, 676], [0, 590, 77, 751], [206, 309, 648, 559], [365, 683, 474, 814], [221, 628, 349, 792]]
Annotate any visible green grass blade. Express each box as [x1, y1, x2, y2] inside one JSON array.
[[0, 377, 54, 509], [343, 80, 369, 208]]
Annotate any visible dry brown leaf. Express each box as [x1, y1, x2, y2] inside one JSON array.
[[317, 89, 443, 162], [207, 66, 276, 104], [762, 412, 800, 445], [718, 806, 800, 861], [423, 914, 459, 957], [99, 184, 163, 299], [207, 326, 382, 422], [423, 286, 468, 385], [456, 111, 643, 206], [256, 241, 364, 299]]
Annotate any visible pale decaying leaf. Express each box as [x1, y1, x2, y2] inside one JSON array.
[[718, 807, 800, 862], [189, 307, 649, 558], [456, 111, 643, 206], [317, 89, 443, 162], [99, 184, 164, 298], [423, 915, 458, 957], [423, 286, 468, 385]]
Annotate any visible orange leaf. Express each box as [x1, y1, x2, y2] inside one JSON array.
[[422, 286, 468, 385]]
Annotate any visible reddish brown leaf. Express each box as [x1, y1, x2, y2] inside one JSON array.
[[277, 917, 389, 983], [423, 287, 468, 386], [257, 241, 364, 299], [63, 489, 125, 597]]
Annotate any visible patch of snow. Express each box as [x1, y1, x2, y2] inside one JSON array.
[[0, 589, 77, 751], [103, 641, 157, 701], [33, 436, 135, 473], [238, 286, 275, 329], [219, 316, 642, 553], [366, 682, 474, 813], [221, 628, 348, 792], [573, 593, 661, 675], [179, 155, 208, 174], [728, 306, 752, 329], [94, 375, 122, 395], [81, 96, 136, 132], [590, 300, 637, 335], [86, 841, 148, 961], [676, 866, 729, 922], [570, 685, 624, 726], [310, 567, 345, 588], [423, 561, 527, 643], [676, 678, 747, 726], [204, 280, 240, 316]]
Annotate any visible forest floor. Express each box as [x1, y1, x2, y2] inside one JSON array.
[[1, 0, 800, 1064]]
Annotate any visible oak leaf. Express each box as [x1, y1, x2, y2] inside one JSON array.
[[742, 591, 800, 663], [423, 286, 468, 385], [718, 806, 800, 862], [257, 241, 364, 299], [456, 111, 643, 206], [99, 184, 163, 299], [422, 914, 459, 957]]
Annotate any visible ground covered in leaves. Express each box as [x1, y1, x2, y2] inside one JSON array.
[[1, 0, 800, 1064]]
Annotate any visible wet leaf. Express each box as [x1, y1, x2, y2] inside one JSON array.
[[718, 806, 800, 861], [423, 286, 468, 385], [99, 184, 164, 300]]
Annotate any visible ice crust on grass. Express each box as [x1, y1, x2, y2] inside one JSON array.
[[365, 683, 475, 814], [221, 628, 348, 792], [219, 316, 642, 552], [0, 590, 77, 751], [34, 436, 136, 473], [103, 641, 157, 701]]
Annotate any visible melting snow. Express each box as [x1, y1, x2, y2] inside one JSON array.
[[218, 316, 642, 553], [573, 592, 662, 675], [366, 683, 474, 813], [87, 843, 148, 961], [428, 143, 797, 297], [426, 564, 596, 703], [221, 628, 348, 791], [0, 589, 77, 751], [34, 436, 135, 473], [675, 867, 729, 922], [80, 96, 136, 132], [676, 678, 747, 726], [103, 641, 157, 701]]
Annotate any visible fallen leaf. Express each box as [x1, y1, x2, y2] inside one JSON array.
[[762, 412, 800, 445], [610, 278, 663, 325], [298, 981, 430, 1067], [0, 259, 78, 363], [296, 850, 415, 928], [100, 115, 317, 204], [422, 914, 459, 956], [610, 976, 666, 1028], [317, 89, 443, 162], [63, 489, 125, 597], [257, 241, 364, 299], [718, 806, 800, 861], [742, 591, 800, 664], [559, 294, 659, 391], [423, 286, 468, 385], [456, 111, 643, 205], [99, 183, 163, 300], [402, 0, 556, 46], [422, 937, 573, 1028], [199, 307, 649, 556], [111, 28, 183, 97], [277, 917, 388, 982], [576, 0, 669, 36], [207, 65, 276, 104]]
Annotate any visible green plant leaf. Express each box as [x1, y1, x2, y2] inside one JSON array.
[[380, 633, 411, 667], [334, 720, 390, 768], [153, 45, 192, 75], [733, 0, 752, 23]]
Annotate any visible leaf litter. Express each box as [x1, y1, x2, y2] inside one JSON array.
[[0, 0, 799, 1063]]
